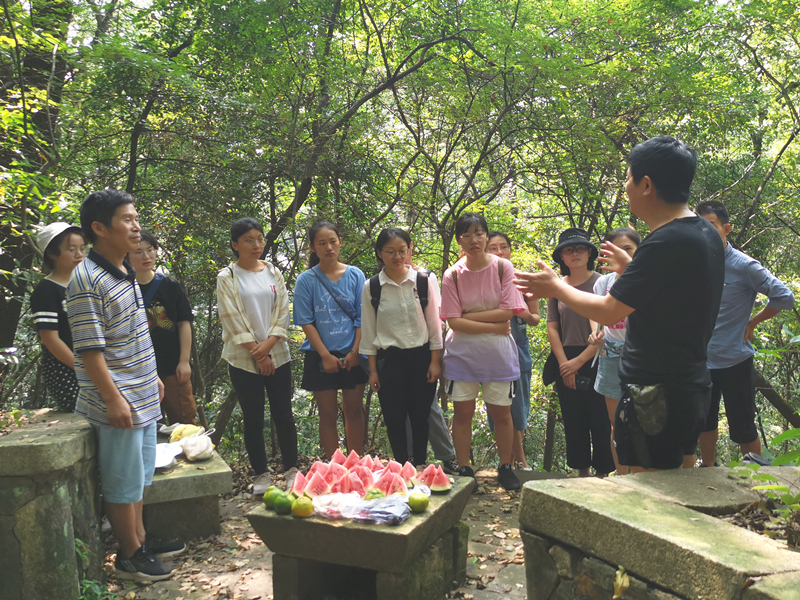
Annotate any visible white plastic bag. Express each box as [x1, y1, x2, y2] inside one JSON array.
[[180, 428, 216, 462]]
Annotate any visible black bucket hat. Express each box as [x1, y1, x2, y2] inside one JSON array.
[[552, 228, 599, 263]]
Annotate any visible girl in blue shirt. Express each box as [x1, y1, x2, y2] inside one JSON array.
[[293, 221, 368, 458]]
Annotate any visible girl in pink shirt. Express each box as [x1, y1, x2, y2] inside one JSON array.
[[440, 213, 526, 491]]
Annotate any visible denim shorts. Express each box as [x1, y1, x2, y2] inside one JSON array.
[[594, 355, 623, 400], [95, 422, 157, 504]]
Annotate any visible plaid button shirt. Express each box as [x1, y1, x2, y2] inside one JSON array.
[[216, 261, 291, 374]]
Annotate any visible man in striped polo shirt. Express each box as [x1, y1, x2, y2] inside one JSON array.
[[67, 190, 178, 582]]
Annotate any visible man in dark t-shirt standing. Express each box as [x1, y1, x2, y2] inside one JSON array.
[[516, 136, 724, 470]]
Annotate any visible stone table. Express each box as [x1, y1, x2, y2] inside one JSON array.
[[248, 477, 475, 600], [143, 451, 232, 540]]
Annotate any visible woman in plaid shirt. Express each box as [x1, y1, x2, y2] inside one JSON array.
[[217, 218, 299, 496]]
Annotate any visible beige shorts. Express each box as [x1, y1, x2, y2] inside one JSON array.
[[446, 380, 515, 406]]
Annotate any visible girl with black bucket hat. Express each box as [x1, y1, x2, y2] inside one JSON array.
[[542, 228, 615, 477]]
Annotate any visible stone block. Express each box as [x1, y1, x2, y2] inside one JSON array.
[[143, 451, 232, 504], [1, 515, 23, 600], [609, 468, 761, 515], [577, 557, 616, 600], [625, 573, 654, 600], [248, 476, 474, 573], [452, 520, 470, 586], [376, 530, 454, 600], [485, 563, 526, 596], [742, 571, 800, 600], [550, 543, 584, 578], [649, 590, 684, 600], [143, 495, 221, 540], [272, 554, 376, 600], [0, 477, 35, 515], [15, 484, 80, 600], [521, 530, 558, 600], [519, 478, 800, 600], [0, 412, 94, 477], [551, 579, 578, 600]]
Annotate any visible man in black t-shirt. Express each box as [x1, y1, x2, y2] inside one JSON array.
[[129, 231, 197, 424], [516, 136, 724, 470]]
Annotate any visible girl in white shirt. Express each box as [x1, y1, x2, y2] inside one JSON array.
[[360, 228, 443, 466]]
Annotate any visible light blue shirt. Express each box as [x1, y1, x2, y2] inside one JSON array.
[[293, 265, 366, 353], [707, 244, 794, 370]]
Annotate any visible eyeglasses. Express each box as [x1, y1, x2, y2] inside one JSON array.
[[381, 249, 409, 258], [242, 237, 266, 246], [131, 247, 157, 257], [458, 231, 487, 242], [562, 245, 590, 255]]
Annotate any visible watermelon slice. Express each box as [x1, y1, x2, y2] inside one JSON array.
[[304, 472, 331, 498], [429, 465, 452, 492], [386, 472, 408, 496], [290, 471, 308, 496], [330, 448, 347, 465], [348, 471, 366, 498], [352, 465, 375, 489], [372, 456, 384, 471], [399, 461, 416, 488], [358, 454, 374, 468], [331, 473, 353, 495], [412, 463, 437, 487], [307, 460, 329, 480], [324, 462, 348, 486], [374, 469, 395, 495], [343, 449, 361, 471], [385, 460, 402, 474]]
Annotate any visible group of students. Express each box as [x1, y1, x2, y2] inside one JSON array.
[[28, 135, 795, 583], [217, 215, 540, 496]]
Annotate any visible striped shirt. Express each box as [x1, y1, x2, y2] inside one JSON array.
[[216, 261, 291, 373], [67, 250, 160, 427]]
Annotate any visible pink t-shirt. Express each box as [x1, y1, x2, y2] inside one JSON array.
[[440, 255, 526, 382]]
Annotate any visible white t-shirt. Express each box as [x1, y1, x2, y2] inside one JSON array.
[[594, 272, 627, 344], [233, 264, 277, 343]]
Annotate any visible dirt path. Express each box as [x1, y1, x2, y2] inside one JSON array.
[[106, 469, 547, 600]]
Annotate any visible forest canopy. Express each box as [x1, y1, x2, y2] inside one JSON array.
[[3, 0, 799, 468]]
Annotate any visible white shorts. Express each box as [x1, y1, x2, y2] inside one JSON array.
[[447, 380, 515, 406]]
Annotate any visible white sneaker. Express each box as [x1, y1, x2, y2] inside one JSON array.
[[253, 472, 272, 497], [284, 467, 299, 492]]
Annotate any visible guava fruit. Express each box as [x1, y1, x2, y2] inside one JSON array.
[[342, 449, 360, 471], [429, 466, 452, 492], [291, 496, 314, 518], [263, 486, 283, 509], [304, 472, 331, 498], [408, 492, 429, 513], [330, 448, 347, 465], [274, 493, 294, 515]]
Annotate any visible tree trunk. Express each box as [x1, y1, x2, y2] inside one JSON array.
[[210, 389, 238, 446], [755, 369, 800, 428]]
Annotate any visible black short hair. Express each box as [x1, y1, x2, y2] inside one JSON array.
[[487, 231, 511, 247], [80, 189, 134, 243], [138, 229, 159, 250], [627, 136, 697, 204], [43, 228, 86, 270], [374, 227, 411, 267], [454, 213, 488, 238], [230, 217, 264, 258], [694, 200, 730, 225], [605, 227, 642, 246]]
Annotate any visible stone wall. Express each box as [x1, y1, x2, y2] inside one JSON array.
[[519, 469, 800, 600], [0, 411, 102, 600]]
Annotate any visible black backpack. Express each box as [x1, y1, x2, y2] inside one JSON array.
[[369, 270, 430, 315]]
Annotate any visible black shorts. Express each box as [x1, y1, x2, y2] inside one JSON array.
[[300, 351, 369, 392], [703, 356, 758, 444], [615, 381, 711, 469]]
